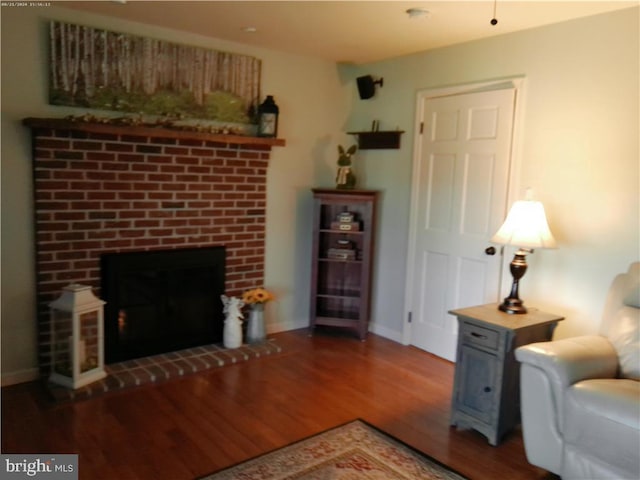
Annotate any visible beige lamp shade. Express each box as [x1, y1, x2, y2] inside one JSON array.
[[491, 200, 557, 249]]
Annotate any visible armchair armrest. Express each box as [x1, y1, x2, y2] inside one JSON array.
[[515, 335, 619, 388]]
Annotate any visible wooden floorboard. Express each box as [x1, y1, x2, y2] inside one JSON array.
[[2, 329, 555, 480]]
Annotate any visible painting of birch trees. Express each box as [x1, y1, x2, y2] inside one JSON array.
[[49, 21, 262, 124]]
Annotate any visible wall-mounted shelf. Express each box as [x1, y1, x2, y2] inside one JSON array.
[[347, 130, 404, 150]]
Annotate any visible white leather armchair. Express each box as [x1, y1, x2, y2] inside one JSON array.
[[515, 262, 640, 480]]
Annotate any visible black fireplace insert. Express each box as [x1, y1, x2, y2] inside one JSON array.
[[101, 247, 225, 363]]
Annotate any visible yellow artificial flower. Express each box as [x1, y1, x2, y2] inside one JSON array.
[[242, 287, 273, 304]]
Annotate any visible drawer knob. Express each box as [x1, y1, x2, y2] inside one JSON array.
[[471, 332, 487, 339], [484, 386, 492, 393]]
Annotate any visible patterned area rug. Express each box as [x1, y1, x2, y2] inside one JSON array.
[[202, 419, 467, 479]]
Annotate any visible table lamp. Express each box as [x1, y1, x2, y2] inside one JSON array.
[[491, 200, 556, 314]]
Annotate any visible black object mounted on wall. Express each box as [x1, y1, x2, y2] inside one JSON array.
[[356, 75, 384, 99]]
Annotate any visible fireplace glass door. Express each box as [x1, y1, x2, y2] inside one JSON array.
[[101, 247, 225, 363]]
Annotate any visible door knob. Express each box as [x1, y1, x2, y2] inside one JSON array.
[[485, 246, 496, 256]]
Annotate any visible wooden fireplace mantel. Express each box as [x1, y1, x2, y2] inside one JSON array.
[[23, 117, 286, 148]]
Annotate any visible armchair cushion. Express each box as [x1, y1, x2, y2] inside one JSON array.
[[564, 379, 640, 479], [566, 379, 640, 430], [608, 305, 640, 379], [600, 262, 640, 380], [623, 282, 640, 309]]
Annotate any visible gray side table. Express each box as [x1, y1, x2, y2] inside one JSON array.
[[449, 304, 564, 446]]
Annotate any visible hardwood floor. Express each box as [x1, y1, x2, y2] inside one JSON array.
[[2, 329, 555, 480]]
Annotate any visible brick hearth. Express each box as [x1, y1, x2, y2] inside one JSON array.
[[24, 118, 284, 375], [48, 339, 283, 403]]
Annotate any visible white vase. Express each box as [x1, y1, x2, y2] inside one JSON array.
[[246, 304, 266, 344], [223, 315, 243, 349]]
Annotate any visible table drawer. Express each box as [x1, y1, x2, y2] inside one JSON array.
[[461, 322, 499, 350]]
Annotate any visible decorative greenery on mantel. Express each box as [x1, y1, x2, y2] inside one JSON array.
[[22, 117, 285, 147]]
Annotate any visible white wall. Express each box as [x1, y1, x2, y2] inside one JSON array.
[[344, 7, 639, 341], [0, 5, 350, 384]]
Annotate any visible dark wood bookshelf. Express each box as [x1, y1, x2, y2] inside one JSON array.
[[309, 188, 379, 340]]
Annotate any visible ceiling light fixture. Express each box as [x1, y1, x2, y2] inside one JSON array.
[[406, 8, 430, 19], [491, 0, 499, 25], [242, 26, 257, 33]]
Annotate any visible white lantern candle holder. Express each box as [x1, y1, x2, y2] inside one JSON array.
[[49, 284, 107, 389]]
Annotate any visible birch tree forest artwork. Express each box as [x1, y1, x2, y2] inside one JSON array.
[[49, 21, 262, 124]]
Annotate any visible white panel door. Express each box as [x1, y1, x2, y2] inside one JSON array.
[[408, 88, 516, 361]]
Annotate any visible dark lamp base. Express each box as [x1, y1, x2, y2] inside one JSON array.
[[498, 249, 533, 315], [498, 297, 528, 314]]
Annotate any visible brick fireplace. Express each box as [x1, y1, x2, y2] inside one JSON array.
[[24, 118, 284, 374]]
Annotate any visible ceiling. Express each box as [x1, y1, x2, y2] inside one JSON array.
[[59, 1, 637, 64]]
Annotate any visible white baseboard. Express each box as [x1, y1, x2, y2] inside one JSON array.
[[1, 367, 40, 387], [271, 319, 404, 344], [268, 318, 308, 335], [368, 323, 404, 343]]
